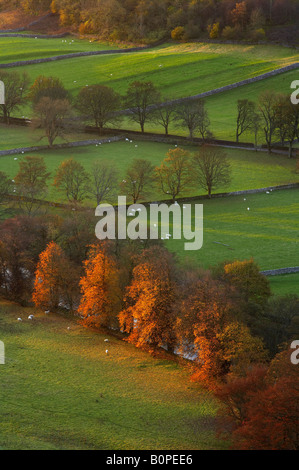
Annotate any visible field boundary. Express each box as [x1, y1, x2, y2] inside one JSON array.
[[0, 40, 165, 68], [6, 182, 299, 211], [0, 135, 123, 156], [2, 118, 297, 156], [261, 267, 299, 276]]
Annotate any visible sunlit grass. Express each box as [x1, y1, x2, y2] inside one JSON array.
[[0, 299, 222, 450]]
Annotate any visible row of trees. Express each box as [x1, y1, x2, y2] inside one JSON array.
[[13, 0, 299, 43], [0, 146, 231, 213], [0, 209, 297, 448], [1, 71, 298, 154], [237, 93, 299, 157]]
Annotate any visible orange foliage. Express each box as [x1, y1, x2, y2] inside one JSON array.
[[119, 246, 176, 351], [33, 241, 66, 310], [78, 244, 121, 329]]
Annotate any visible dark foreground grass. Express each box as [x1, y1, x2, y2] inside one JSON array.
[[0, 300, 223, 450]]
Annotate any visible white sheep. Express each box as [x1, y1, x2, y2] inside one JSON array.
[[17, 318, 22, 322], [105, 349, 109, 355], [104, 339, 109, 342], [28, 315, 34, 320]]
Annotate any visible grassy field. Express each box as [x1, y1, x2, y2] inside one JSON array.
[[269, 273, 299, 296], [165, 188, 299, 272], [3, 41, 298, 129], [0, 124, 103, 149], [0, 299, 222, 450], [0, 139, 297, 202], [0, 36, 120, 64]]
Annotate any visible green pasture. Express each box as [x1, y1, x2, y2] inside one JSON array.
[[0, 300, 222, 450], [0, 36, 120, 64], [2, 41, 298, 130], [268, 273, 299, 296], [0, 140, 297, 204], [166, 188, 299, 272]]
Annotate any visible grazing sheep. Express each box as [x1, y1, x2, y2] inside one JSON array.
[[105, 349, 109, 355], [45, 310, 50, 314], [28, 315, 34, 320], [104, 339, 109, 342], [17, 318, 22, 322]]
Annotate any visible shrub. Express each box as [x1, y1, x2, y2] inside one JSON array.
[[250, 28, 266, 41], [171, 26, 185, 41], [208, 22, 220, 39], [222, 25, 237, 40]]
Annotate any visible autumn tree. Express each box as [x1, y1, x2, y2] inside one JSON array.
[[192, 145, 231, 198], [90, 160, 119, 205], [33, 97, 74, 147], [54, 158, 90, 203], [0, 70, 29, 124], [125, 81, 160, 133], [29, 75, 69, 106], [119, 246, 177, 351], [231, 1, 248, 30], [236, 99, 256, 143], [33, 241, 79, 311], [78, 243, 121, 328], [0, 216, 50, 302], [176, 277, 266, 384], [14, 156, 50, 214], [232, 349, 299, 450], [155, 147, 192, 202], [120, 158, 155, 204], [76, 84, 121, 134], [223, 259, 271, 307]]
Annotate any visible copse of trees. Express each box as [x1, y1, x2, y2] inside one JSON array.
[[16, 0, 298, 43], [0, 206, 297, 450]]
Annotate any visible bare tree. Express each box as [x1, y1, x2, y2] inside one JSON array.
[[33, 97, 74, 147], [152, 101, 176, 136], [120, 159, 155, 203], [175, 100, 211, 140], [125, 81, 160, 133], [0, 70, 29, 124], [274, 94, 299, 158], [155, 147, 192, 202], [14, 156, 50, 214], [192, 146, 231, 198], [258, 91, 279, 153], [236, 99, 256, 143], [76, 84, 121, 134], [54, 158, 90, 203], [90, 160, 119, 205]]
